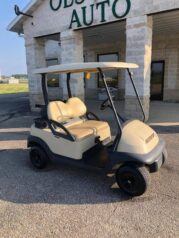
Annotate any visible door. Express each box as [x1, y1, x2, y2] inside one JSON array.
[[151, 61, 165, 100]]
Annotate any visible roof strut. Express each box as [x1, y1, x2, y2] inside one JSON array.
[[67, 73, 72, 98], [127, 69, 146, 122], [98, 67, 122, 140], [41, 73, 49, 105]]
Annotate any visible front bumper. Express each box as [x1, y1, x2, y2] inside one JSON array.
[[149, 146, 167, 172], [107, 138, 167, 173], [136, 138, 167, 172]]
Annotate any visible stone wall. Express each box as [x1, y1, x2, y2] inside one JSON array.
[[26, 27, 179, 113], [61, 30, 84, 100], [152, 34, 179, 102], [125, 15, 153, 120]]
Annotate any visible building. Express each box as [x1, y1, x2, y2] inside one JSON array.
[[8, 77, 19, 84], [0, 76, 19, 84], [8, 0, 179, 120]]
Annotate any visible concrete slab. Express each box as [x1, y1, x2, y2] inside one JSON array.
[[149, 101, 179, 125]]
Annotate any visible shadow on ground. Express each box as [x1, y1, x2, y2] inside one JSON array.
[[0, 131, 29, 141], [0, 148, 132, 205], [151, 125, 179, 134]]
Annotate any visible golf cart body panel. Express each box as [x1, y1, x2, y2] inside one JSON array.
[[118, 120, 159, 155], [108, 138, 167, 171], [28, 131, 167, 173], [30, 124, 97, 160], [28, 135, 109, 169]]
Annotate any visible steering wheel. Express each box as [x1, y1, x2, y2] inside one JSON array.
[[100, 98, 126, 123], [100, 98, 111, 111]]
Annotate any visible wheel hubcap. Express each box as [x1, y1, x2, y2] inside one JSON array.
[[121, 174, 137, 193]]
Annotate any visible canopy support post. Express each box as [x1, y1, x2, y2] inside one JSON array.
[[98, 68, 122, 150], [41, 73, 49, 105], [127, 69, 146, 122], [67, 73, 72, 98]]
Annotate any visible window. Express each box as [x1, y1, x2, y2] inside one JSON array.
[[46, 58, 59, 87], [97, 53, 119, 88], [151, 61, 165, 100]]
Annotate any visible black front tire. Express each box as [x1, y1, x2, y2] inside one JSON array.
[[116, 165, 150, 196], [30, 146, 49, 169]]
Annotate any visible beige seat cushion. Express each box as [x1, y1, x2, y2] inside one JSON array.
[[55, 123, 94, 141], [81, 120, 111, 141], [66, 98, 111, 141], [47, 98, 111, 142], [67, 97, 87, 117], [69, 120, 111, 142], [48, 101, 72, 123], [55, 119, 111, 142], [67, 126, 94, 141], [64, 118, 85, 128]]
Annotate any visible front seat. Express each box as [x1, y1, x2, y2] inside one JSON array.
[[47, 101, 94, 141], [66, 97, 111, 142]]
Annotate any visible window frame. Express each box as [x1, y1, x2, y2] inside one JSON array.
[[97, 52, 119, 88], [46, 58, 59, 88]]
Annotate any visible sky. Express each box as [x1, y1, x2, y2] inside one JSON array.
[[0, 0, 29, 76]]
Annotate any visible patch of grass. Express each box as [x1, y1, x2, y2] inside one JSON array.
[[0, 84, 29, 94], [19, 79, 28, 84]]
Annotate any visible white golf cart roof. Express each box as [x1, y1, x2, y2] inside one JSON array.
[[34, 62, 139, 75]]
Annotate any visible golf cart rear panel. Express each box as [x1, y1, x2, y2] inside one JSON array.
[[30, 124, 97, 160]]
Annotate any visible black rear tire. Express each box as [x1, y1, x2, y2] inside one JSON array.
[[30, 146, 49, 169], [116, 165, 150, 196]]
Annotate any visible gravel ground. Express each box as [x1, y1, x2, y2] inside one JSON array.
[[0, 94, 179, 238]]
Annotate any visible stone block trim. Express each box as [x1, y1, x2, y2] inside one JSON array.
[[29, 93, 44, 112], [125, 15, 153, 120], [25, 37, 46, 95], [61, 30, 84, 100]]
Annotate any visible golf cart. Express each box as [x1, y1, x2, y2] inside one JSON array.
[[28, 62, 167, 196]]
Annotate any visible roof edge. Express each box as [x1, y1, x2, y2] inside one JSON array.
[[34, 62, 139, 75]]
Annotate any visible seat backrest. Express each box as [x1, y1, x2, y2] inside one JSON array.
[[67, 97, 87, 118], [47, 97, 87, 123], [48, 101, 72, 123]]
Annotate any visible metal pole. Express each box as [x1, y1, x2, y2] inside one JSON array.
[[127, 68, 146, 122], [41, 73, 49, 105], [67, 73, 72, 98], [98, 68, 122, 135]]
